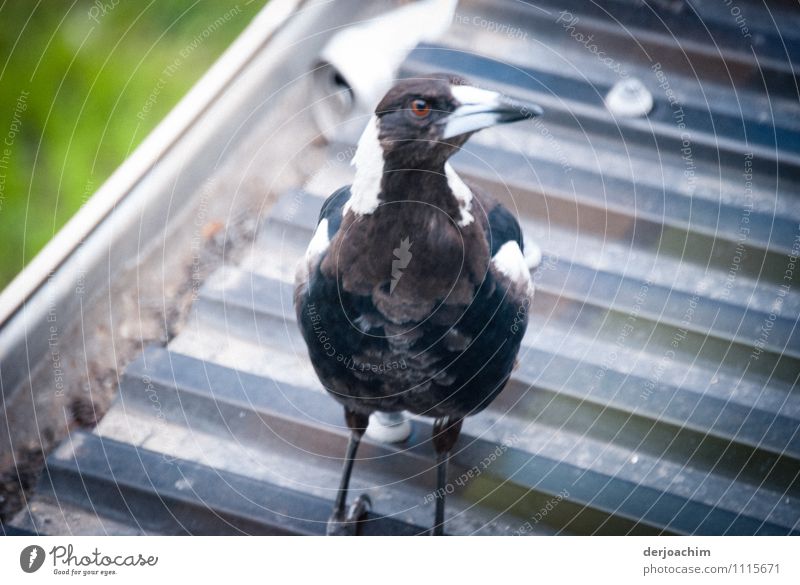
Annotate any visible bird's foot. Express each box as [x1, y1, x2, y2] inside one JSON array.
[[326, 494, 371, 536]]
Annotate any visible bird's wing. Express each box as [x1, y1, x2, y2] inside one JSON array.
[[317, 184, 351, 238], [485, 197, 524, 256], [469, 182, 532, 294], [294, 185, 351, 288]]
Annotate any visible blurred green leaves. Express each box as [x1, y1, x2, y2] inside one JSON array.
[[0, 0, 266, 289]]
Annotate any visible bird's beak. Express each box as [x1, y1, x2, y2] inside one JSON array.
[[442, 85, 543, 140]]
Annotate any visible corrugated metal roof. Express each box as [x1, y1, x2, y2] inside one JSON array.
[[12, 0, 800, 535]]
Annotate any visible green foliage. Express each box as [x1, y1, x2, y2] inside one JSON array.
[[0, 0, 267, 288]]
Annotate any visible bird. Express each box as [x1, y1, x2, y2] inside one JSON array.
[[294, 74, 542, 535]]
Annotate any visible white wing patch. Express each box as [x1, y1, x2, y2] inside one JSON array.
[[344, 116, 384, 216], [492, 240, 531, 287], [444, 163, 474, 227], [305, 218, 330, 262]]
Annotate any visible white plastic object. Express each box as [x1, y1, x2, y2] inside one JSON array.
[[311, 0, 457, 143], [605, 78, 653, 118], [366, 411, 412, 443]]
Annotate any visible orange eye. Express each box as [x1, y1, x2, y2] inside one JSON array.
[[410, 99, 431, 117]]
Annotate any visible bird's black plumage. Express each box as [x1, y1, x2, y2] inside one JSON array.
[[295, 183, 529, 418], [293, 75, 541, 535]]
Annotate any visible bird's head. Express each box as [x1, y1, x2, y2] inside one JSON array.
[[370, 74, 543, 169]]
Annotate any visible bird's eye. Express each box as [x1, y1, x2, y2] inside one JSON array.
[[410, 98, 432, 117]]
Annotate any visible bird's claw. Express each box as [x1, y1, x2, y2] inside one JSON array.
[[326, 494, 371, 536]]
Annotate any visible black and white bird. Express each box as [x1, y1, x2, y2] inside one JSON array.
[[294, 74, 542, 535]]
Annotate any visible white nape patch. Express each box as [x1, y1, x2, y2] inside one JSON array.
[[492, 241, 532, 287], [451, 84, 502, 106], [444, 163, 474, 227], [305, 218, 330, 262], [344, 116, 384, 216]]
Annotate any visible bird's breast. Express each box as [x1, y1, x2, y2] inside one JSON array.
[[322, 205, 489, 322]]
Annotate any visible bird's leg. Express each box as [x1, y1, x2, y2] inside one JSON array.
[[430, 415, 463, 536], [327, 408, 371, 536]]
